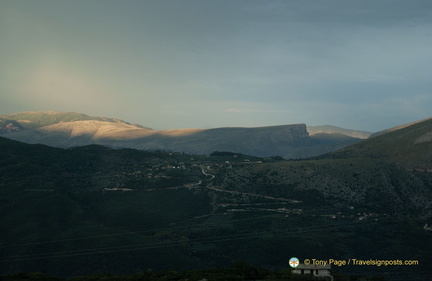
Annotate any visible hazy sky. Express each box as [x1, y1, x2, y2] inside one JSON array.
[[1, 0, 431, 131]]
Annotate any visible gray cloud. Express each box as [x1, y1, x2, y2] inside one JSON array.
[[1, 0, 431, 131]]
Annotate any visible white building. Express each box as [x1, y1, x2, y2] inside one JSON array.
[[292, 264, 333, 281]]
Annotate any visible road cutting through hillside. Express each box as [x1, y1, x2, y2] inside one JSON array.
[[200, 166, 301, 203]]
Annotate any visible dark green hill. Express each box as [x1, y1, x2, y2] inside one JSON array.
[[1, 136, 431, 279], [368, 117, 432, 138], [0, 137, 213, 276], [321, 118, 432, 169]]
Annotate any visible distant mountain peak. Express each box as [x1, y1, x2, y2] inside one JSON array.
[[0, 111, 153, 130], [307, 125, 372, 139]]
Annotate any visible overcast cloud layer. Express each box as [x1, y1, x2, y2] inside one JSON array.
[[1, 0, 431, 131]]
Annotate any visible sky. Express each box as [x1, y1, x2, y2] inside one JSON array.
[[1, 0, 431, 132]]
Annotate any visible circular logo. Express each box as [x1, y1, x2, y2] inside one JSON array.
[[289, 257, 300, 268]]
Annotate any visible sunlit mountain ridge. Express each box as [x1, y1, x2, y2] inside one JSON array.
[[0, 111, 370, 159]]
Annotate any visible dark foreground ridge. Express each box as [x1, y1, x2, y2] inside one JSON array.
[[0, 262, 392, 281]]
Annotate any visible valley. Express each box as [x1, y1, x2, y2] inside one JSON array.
[[1, 116, 432, 280]]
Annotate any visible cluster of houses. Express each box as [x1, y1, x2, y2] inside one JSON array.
[[292, 263, 333, 281]]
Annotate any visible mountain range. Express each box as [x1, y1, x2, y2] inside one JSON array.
[[0, 111, 372, 159], [1, 114, 432, 279]]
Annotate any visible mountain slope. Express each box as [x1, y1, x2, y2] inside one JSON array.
[[322, 117, 432, 169], [1, 136, 431, 279], [0, 111, 365, 159], [0, 111, 150, 131], [3, 120, 156, 147], [2, 119, 309, 157], [369, 117, 432, 138], [307, 125, 372, 139]]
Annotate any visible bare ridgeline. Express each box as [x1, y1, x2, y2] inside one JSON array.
[[0, 111, 372, 159]]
